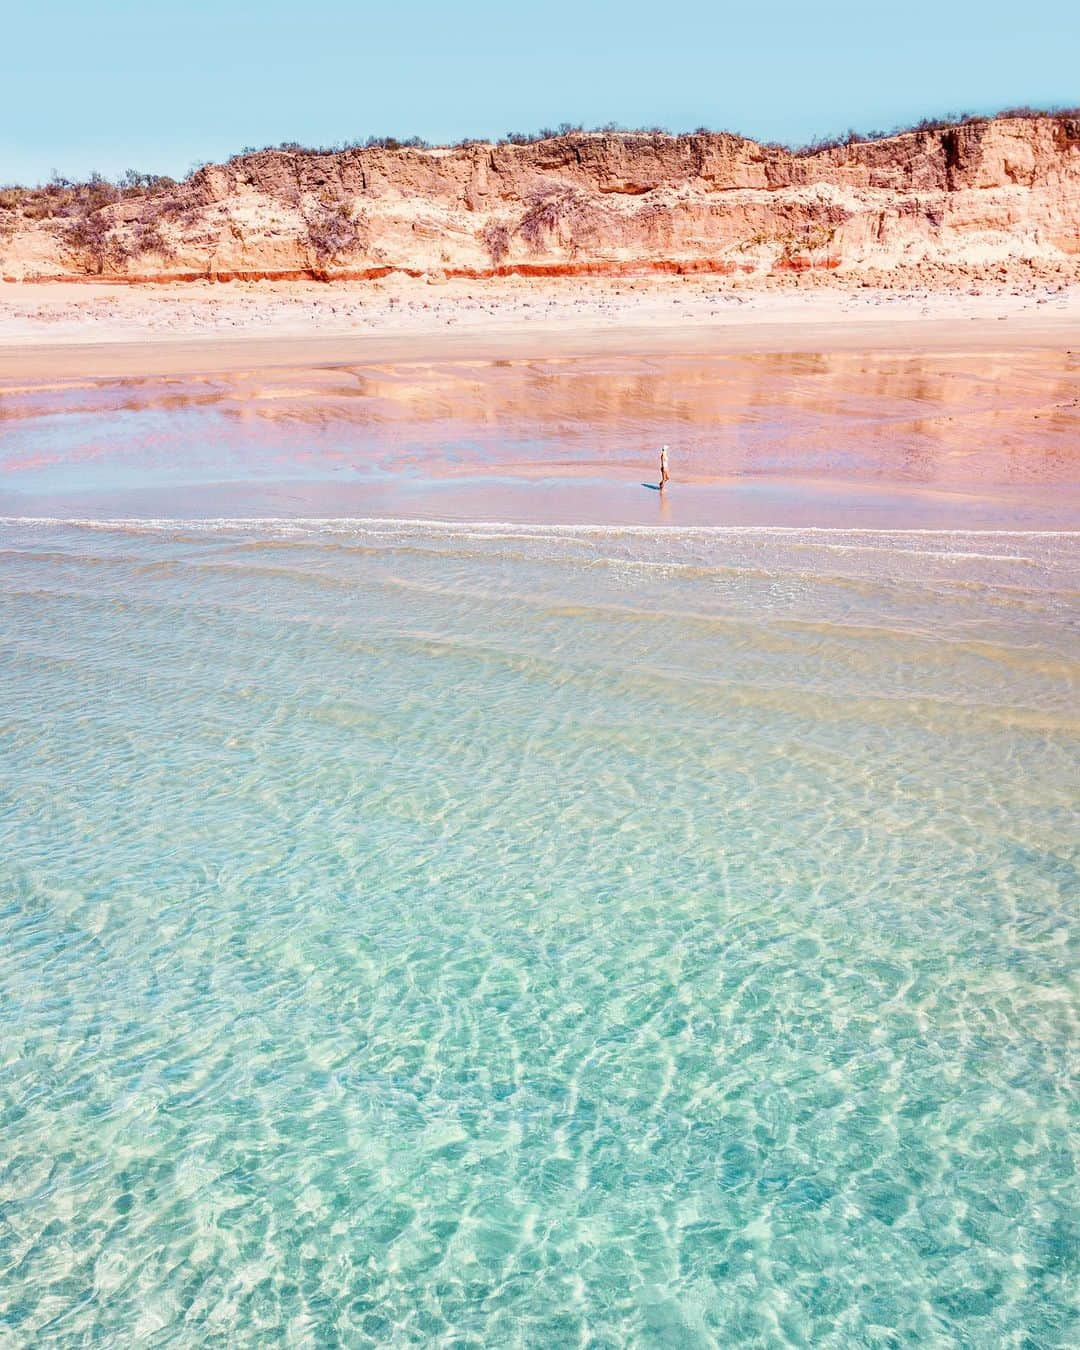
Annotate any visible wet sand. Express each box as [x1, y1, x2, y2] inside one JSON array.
[[1, 281, 1077, 527]]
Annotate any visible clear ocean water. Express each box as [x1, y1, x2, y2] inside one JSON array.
[[1, 518, 1077, 1346]]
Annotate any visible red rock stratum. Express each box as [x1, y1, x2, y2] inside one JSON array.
[[3, 115, 1079, 284]]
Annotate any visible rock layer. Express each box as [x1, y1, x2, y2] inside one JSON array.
[[3, 116, 1079, 283]]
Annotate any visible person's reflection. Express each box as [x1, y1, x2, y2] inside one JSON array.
[[658, 487, 672, 523]]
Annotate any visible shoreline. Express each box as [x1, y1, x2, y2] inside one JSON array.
[[2, 278, 1077, 532], [3, 473, 1076, 535], [4, 510, 1077, 534]]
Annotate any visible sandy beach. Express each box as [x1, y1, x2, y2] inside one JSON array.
[[1, 277, 1077, 527], [2, 275, 1078, 374]]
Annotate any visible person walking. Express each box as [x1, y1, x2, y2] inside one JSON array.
[[659, 444, 671, 490]]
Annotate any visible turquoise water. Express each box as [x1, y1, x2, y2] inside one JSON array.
[[1, 518, 1077, 1345]]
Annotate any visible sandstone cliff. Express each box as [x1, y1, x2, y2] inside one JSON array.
[[3, 115, 1079, 284]]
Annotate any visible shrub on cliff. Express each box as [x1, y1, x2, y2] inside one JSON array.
[[0, 170, 176, 222], [131, 219, 174, 260], [60, 212, 132, 273], [788, 106, 1080, 156], [306, 202, 366, 265], [482, 222, 511, 264], [362, 135, 431, 151], [500, 122, 680, 146], [517, 186, 612, 255]]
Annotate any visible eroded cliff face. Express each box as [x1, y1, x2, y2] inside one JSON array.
[[3, 116, 1079, 283]]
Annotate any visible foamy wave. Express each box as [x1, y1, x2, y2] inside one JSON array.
[[2, 514, 1078, 541]]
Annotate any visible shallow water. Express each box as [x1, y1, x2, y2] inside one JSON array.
[[2, 349, 1078, 527], [1, 518, 1078, 1345]]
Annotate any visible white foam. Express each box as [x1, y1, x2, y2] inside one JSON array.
[[1, 515, 1077, 541]]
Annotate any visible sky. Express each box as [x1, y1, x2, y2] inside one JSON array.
[[3, 0, 1077, 184]]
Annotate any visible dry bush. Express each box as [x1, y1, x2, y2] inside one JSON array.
[[978, 105, 1080, 121], [360, 135, 430, 151], [0, 169, 176, 222], [229, 136, 432, 158], [501, 123, 587, 145], [779, 224, 837, 259], [306, 202, 366, 264], [61, 212, 132, 272], [131, 219, 174, 259], [790, 129, 887, 157], [481, 222, 511, 264], [118, 169, 176, 195], [518, 188, 571, 249], [501, 122, 671, 146], [788, 107, 1080, 157], [156, 196, 200, 225], [517, 186, 612, 255]]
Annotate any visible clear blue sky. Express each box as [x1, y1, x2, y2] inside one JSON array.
[[3, 0, 1077, 184]]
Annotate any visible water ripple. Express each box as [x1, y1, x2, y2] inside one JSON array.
[[0, 521, 1077, 1345]]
